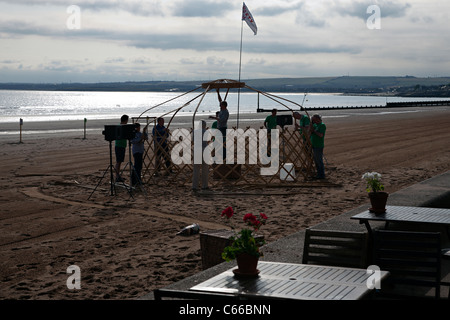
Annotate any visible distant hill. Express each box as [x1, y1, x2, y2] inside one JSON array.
[[1, 76, 450, 96], [244, 76, 450, 95]]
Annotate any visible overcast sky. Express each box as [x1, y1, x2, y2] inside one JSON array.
[[0, 0, 448, 83]]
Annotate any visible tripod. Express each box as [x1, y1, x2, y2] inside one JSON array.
[[120, 139, 148, 197], [88, 140, 133, 200]]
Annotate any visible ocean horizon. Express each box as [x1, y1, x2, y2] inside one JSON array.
[[2, 90, 449, 125]]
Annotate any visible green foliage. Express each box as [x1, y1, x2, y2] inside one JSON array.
[[222, 229, 265, 262], [220, 207, 267, 262]]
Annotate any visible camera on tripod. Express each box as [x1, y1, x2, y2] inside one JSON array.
[[276, 115, 293, 128], [102, 124, 136, 141]]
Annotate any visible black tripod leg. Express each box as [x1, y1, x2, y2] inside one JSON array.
[[88, 165, 111, 200], [109, 140, 115, 196], [88, 141, 116, 200], [119, 163, 134, 199], [130, 163, 148, 197]]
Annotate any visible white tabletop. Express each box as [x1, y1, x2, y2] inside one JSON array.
[[190, 261, 389, 300]]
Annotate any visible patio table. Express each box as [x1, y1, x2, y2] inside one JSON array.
[[190, 261, 389, 300], [350, 205, 450, 237]]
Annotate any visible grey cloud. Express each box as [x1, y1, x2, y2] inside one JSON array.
[[0, 20, 54, 36], [105, 57, 152, 65], [105, 57, 126, 64], [252, 1, 328, 28], [0, 59, 21, 64], [0, 19, 127, 42], [0, 0, 164, 17], [0, 17, 361, 56], [1, 0, 367, 59], [410, 15, 434, 24], [206, 56, 228, 67], [252, 2, 303, 16], [127, 35, 361, 55], [179, 58, 200, 65], [251, 41, 361, 55], [295, 10, 328, 28], [256, 1, 412, 27], [41, 59, 76, 72], [333, 0, 411, 19], [132, 57, 152, 64], [128, 34, 209, 51], [80, 0, 164, 17], [171, 0, 235, 17]]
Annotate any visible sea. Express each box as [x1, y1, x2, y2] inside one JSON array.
[[0, 89, 448, 126]]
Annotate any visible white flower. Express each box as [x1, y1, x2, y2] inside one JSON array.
[[362, 171, 385, 192], [362, 172, 382, 181]]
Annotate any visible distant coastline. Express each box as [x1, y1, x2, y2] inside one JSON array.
[[1, 76, 450, 97]]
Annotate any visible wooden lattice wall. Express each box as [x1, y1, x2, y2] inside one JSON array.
[[140, 126, 315, 188]]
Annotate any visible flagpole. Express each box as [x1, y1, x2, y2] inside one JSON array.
[[237, 19, 244, 129], [239, 2, 257, 128]]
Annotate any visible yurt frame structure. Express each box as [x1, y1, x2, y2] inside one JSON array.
[[133, 79, 316, 188]]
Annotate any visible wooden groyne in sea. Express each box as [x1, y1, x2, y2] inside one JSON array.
[[385, 100, 450, 107], [308, 99, 450, 111], [257, 99, 450, 112]]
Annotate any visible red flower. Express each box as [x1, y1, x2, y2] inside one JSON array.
[[243, 213, 257, 223], [221, 208, 268, 231], [243, 213, 263, 230], [221, 206, 234, 219], [253, 220, 263, 228]]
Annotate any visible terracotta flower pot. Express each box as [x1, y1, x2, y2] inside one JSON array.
[[236, 253, 259, 275], [369, 191, 389, 214]]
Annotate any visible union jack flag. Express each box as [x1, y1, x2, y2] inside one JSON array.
[[242, 2, 257, 35]]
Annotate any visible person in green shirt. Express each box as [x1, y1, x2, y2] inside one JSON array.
[[299, 114, 310, 136], [264, 109, 278, 132], [115, 114, 129, 182], [310, 114, 326, 179], [211, 111, 219, 129], [294, 112, 311, 143]]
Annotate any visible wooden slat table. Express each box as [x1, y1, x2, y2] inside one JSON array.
[[190, 261, 389, 300], [351, 206, 450, 237]]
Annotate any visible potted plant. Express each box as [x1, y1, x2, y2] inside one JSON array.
[[362, 172, 388, 214], [220, 206, 267, 276]]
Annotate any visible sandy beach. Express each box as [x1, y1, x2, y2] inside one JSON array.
[[1, 105, 450, 299]]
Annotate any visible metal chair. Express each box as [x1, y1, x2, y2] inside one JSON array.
[[302, 228, 369, 268], [443, 248, 450, 260], [442, 248, 450, 299], [373, 230, 443, 299]]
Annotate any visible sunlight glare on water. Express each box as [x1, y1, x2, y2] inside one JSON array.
[[0, 90, 447, 123]]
